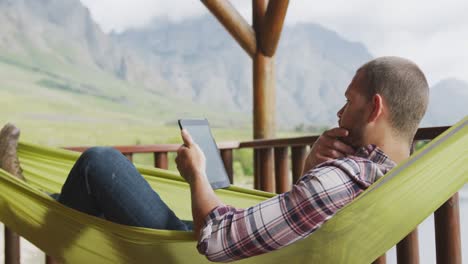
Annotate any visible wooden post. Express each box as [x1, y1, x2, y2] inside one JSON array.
[[253, 0, 276, 140], [204, 0, 289, 191], [252, 0, 276, 191], [434, 193, 462, 264]]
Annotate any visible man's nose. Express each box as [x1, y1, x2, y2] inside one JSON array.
[[337, 107, 344, 118]]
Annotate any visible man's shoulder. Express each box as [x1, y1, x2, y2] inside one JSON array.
[[309, 156, 383, 187], [313, 157, 362, 176]]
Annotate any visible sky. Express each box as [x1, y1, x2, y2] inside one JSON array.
[[79, 0, 468, 86]]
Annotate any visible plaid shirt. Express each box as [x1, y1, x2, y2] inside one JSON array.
[[197, 145, 396, 262]]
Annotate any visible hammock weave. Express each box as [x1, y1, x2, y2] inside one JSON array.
[[0, 117, 466, 263]]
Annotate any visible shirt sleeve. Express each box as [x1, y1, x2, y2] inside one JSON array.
[[196, 161, 365, 262]]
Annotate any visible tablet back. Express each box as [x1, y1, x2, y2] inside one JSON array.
[[178, 119, 230, 189]]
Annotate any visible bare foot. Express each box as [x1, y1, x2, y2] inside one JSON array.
[[0, 123, 25, 181]]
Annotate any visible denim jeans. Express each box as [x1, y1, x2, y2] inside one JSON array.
[[56, 147, 191, 231]]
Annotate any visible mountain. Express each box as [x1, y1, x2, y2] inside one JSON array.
[[422, 78, 468, 126], [113, 16, 373, 127], [0, 0, 171, 94], [0, 0, 248, 137]]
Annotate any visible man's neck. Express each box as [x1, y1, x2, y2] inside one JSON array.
[[373, 137, 410, 164]]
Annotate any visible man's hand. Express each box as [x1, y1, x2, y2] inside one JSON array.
[[176, 129, 223, 238], [175, 129, 207, 185], [302, 127, 355, 174]]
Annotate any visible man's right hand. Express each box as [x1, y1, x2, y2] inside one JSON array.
[[302, 127, 355, 174], [175, 129, 207, 185]]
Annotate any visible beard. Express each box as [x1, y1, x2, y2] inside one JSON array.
[[339, 120, 366, 148], [346, 126, 366, 148]]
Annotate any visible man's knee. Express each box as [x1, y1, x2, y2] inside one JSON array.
[[81, 147, 122, 163]]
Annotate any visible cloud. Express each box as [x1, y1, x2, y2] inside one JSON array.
[[79, 0, 468, 85], [282, 0, 468, 84], [79, 0, 207, 32]]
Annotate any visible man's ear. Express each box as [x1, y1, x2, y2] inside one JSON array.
[[368, 93, 384, 123]]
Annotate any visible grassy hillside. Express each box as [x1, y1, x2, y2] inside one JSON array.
[[0, 53, 307, 183], [0, 51, 254, 146]]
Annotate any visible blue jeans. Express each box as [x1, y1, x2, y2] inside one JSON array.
[[56, 147, 191, 231]]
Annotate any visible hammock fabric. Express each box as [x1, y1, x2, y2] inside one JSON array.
[[0, 117, 466, 263]]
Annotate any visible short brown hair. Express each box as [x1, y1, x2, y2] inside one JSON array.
[[358, 56, 429, 141]]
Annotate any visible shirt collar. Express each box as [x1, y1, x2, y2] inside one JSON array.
[[354, 144, 396, 170]]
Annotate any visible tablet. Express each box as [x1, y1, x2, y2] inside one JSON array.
[[178, 119, 230, 189]]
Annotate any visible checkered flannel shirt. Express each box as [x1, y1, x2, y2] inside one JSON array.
[[197, 144, 396, 262]]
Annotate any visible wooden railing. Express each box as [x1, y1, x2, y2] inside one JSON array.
[[3, 126, 462, 264]]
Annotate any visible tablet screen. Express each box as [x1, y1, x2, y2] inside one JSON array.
[[179, 119, 230, 189]]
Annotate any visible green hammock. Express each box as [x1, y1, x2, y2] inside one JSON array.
[[0, 117, 466, 263]]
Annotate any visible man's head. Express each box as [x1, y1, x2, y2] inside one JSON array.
[[337, 56, 429, 147]]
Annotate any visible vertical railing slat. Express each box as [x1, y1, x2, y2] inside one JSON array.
[[4, 227, 20, 264], [46, 255, 60, 264], [254, 149, 260, 190], [397, 229, 419, 264], [274, 147, 289, 193], [220, 149, 234, 184], [434, 193, 462, 264], [373, 255, 386, 264], [291, 146, 307, 183], [154, 152, 168, 170], [396, 141, 420, 264], [258, 148, 275, 192], [124, 153, 133, 162]]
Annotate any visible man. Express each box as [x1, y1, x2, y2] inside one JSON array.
[[29, 56, 427, 261], [175, 56, 429, 261]]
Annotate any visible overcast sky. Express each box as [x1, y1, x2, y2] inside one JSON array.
[[80, 0, 468, 86]]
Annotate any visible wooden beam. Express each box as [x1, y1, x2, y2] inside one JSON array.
[[202, 0, 257, 58], [260, 0, 289, 56]]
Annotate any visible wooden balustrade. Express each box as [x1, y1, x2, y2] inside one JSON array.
[[4, 126, 462, 264]]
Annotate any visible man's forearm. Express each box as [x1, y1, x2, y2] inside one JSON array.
[[190, 174, 223, 238]]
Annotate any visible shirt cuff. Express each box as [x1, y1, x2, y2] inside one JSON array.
[[196, 205, 235, 256]]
